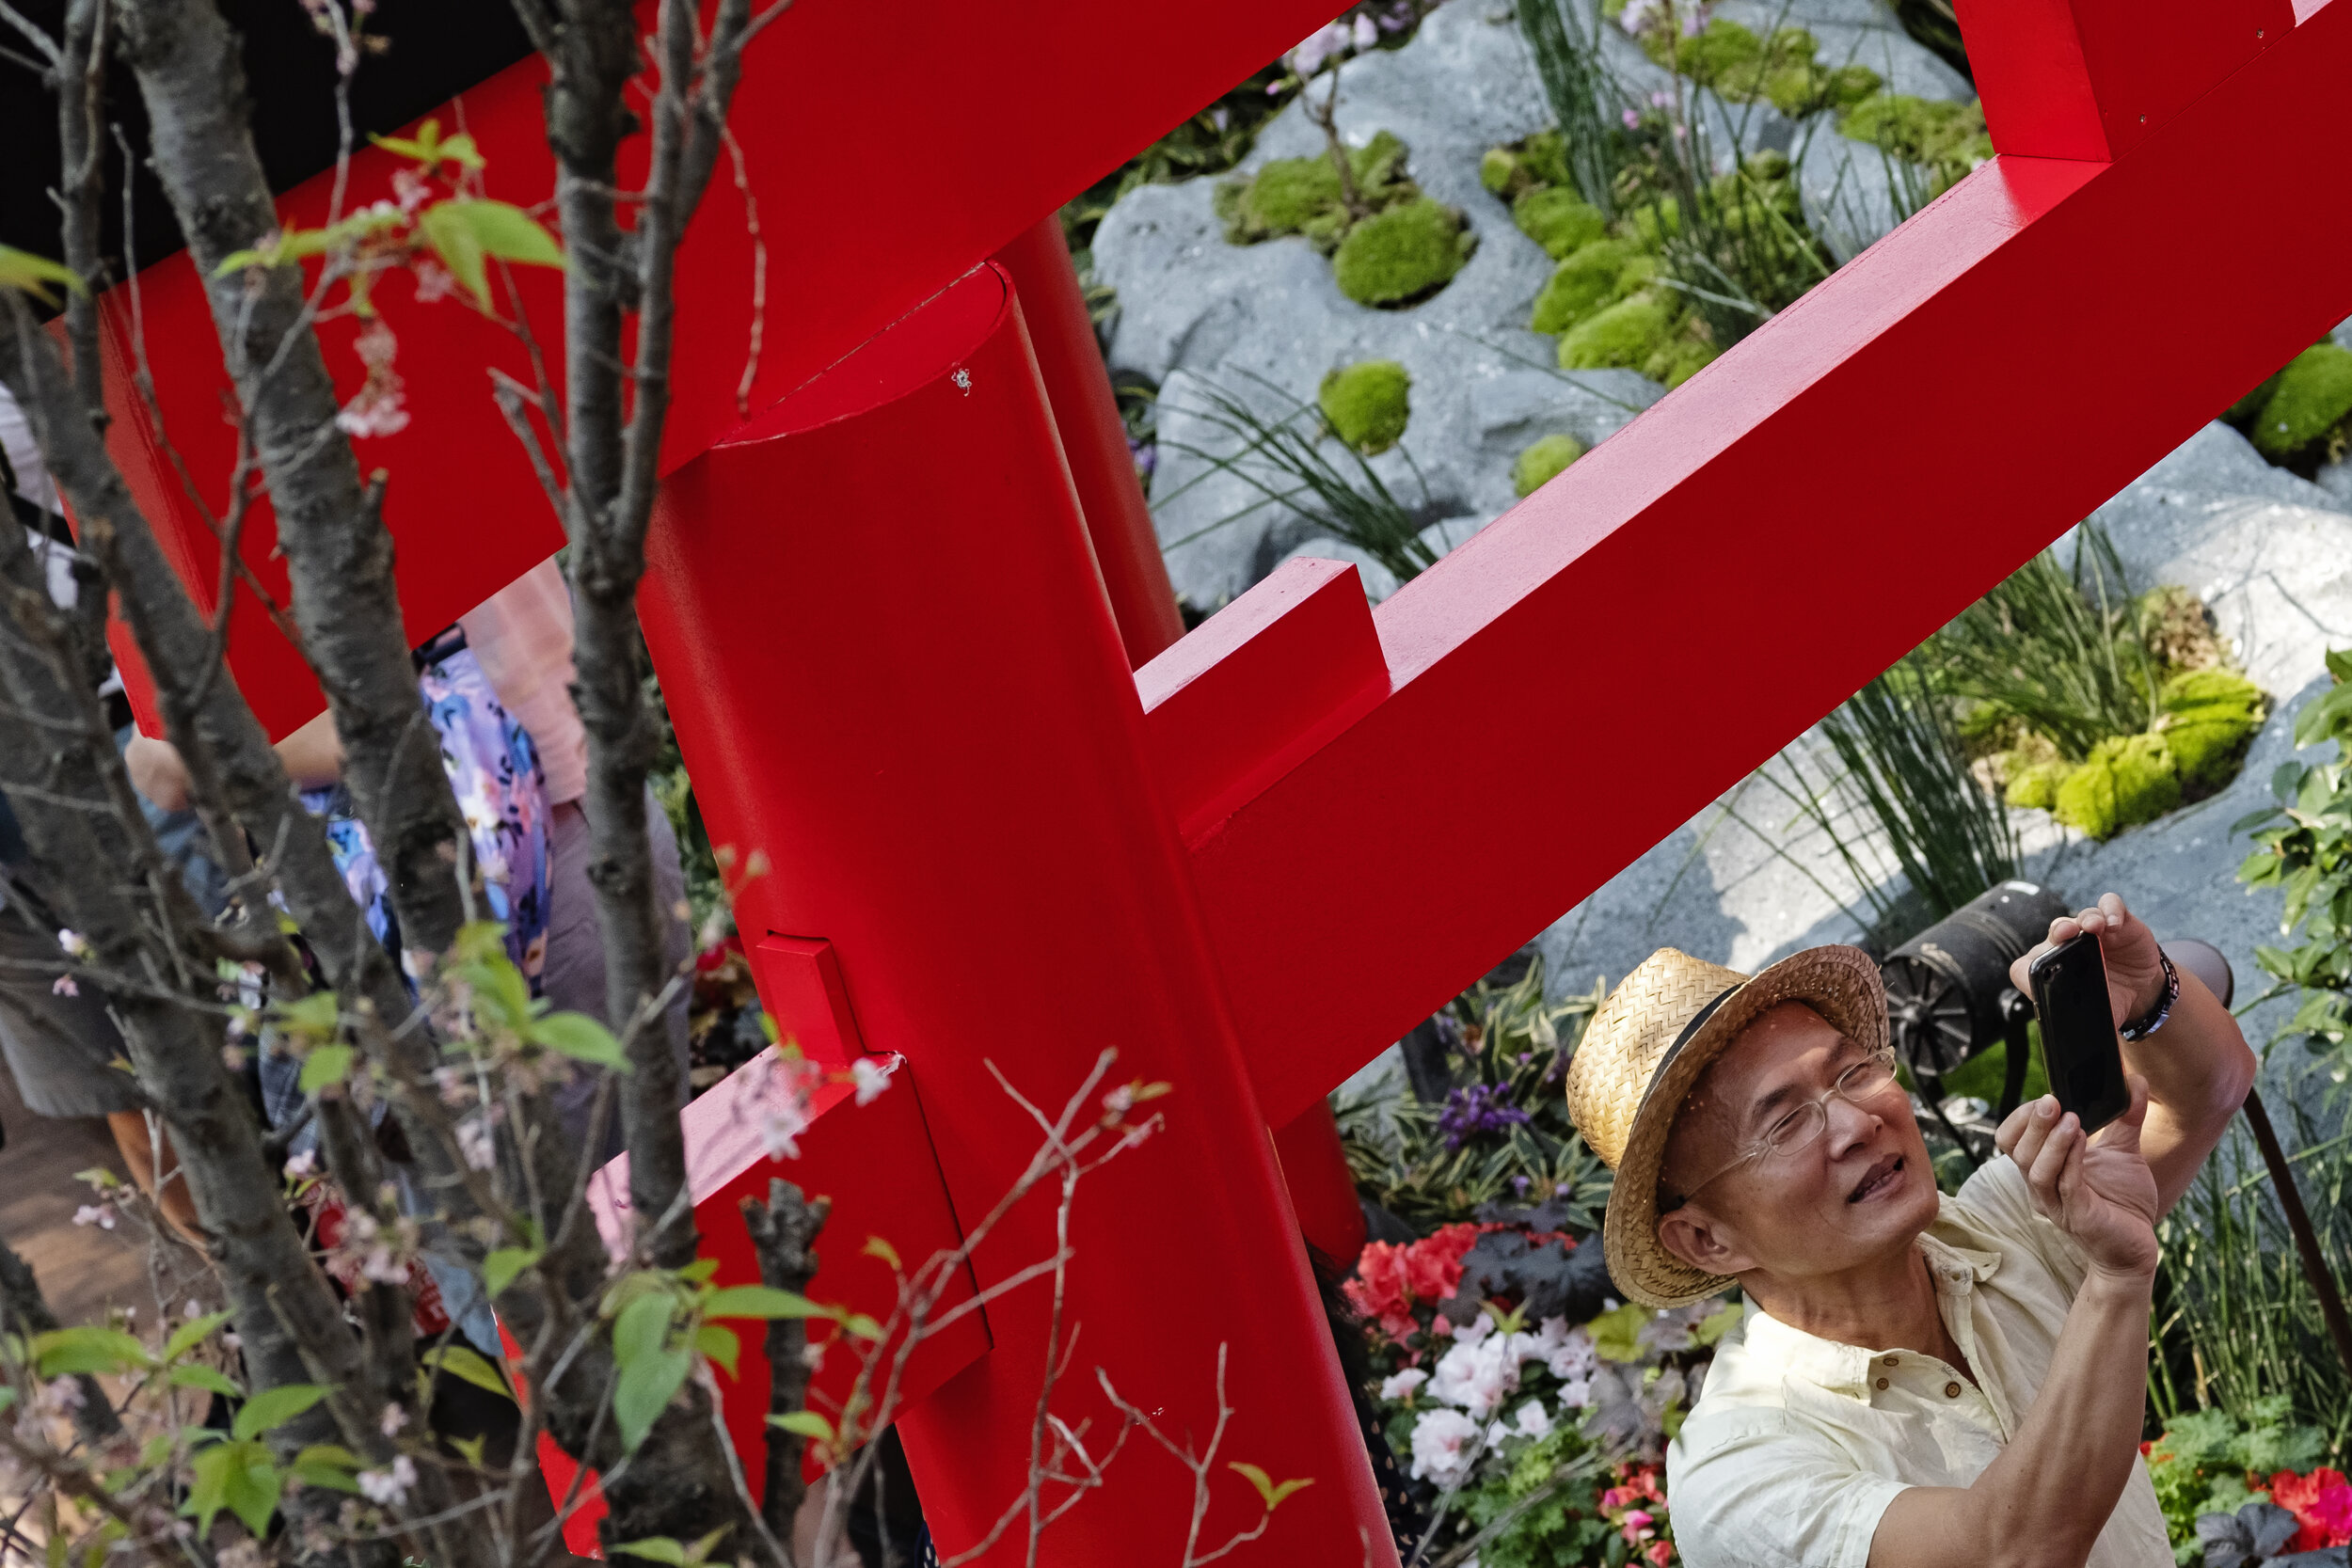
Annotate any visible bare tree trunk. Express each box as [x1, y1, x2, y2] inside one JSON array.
[[112, 0, 470, 966], [744, 1180, 829, 1544]]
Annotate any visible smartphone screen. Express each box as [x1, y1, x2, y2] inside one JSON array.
[[2028, 932, 2131, 1135]]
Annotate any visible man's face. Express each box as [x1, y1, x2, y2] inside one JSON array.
[[1654, 1001, 1938, 1284]]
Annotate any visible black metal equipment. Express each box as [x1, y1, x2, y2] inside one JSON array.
[[1882, 880, 2073, 1158]]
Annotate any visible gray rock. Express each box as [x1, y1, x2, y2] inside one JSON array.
[[1277, 536, 1403, 604], [1798, 121, 1932, 263]]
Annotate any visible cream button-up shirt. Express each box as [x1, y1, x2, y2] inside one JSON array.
[[1667, 1158, 2173, 1568]]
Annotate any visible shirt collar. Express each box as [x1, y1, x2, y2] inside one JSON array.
[[1739, 1227, 2003, 1400]]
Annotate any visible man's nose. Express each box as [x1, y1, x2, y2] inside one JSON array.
[[1822, 1092, 1881, 1154]]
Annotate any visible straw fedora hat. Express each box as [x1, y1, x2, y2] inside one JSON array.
[[1564, 944, 1888, 1308]]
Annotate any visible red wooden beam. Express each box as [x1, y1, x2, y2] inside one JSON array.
[[96, 0, 1337, 737], [1160, 0, 2352, 1131]]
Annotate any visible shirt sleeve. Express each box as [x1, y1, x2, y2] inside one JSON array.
[[1949, 1155, 2090, 1297], [1669, 1414, 1910, 1568]]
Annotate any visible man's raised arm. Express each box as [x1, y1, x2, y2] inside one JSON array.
[[2006, 893, 2254, 1214]]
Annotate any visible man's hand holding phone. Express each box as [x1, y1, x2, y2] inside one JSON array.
[[2007, 891, 2170, 1030], [1994, 1080, 2161, 1282]]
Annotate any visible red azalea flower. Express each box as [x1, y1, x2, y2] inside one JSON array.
[[2270, 1468, 2352, 1551]]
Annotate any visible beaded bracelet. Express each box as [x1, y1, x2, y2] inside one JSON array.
[[2120, 949, 2180, 1041]]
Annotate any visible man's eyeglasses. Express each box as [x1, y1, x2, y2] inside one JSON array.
[[1674, 1050, 1904, 1202]]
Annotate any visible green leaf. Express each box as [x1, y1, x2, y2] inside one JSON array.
[[613, 1345, 693, 1453], [168, 1364, 244, 1400], [417, 198, 564, 309], [703, 1285, 826, 1322], [33, 1327, 153, 1379], [2328, 648, 2352, 685], [1588, 1301, 1648, 1364], [0, 245, 87, 304], [483, 1246, 543, 1298], [841, 1313, 884, 1342], [1227, 1461, 1314, 1512], [185, 1439, 278, 1539], [531, 1010, 632, 1071], [862, 1235, 902, 1272], [231, 1383, 333, 1442], [1692, 1301, 1744, 1347], [298, 1043, 356, 1095], [422, 1344, 513, 1400], [165, 1310, 235, 1364], [291, 1444, 364, 1494], [613, 1291, 678, 1370], [767, 1410, 834, 1442], [693, 1323, 740, 1380], [272, 990, 342, 1041], [678, 1258, 723, 1285], [611, 1541, 689, 1566]]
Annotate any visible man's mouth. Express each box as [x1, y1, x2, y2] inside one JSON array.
[[1848, 1154, 1904, 1204]]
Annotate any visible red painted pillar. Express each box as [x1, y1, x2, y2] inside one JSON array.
[[638, 261, 1392, 1564], [991, 214, 1369, 1271], [989, 214, 1185, 669]]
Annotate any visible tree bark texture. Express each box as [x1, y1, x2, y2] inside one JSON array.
[[744, 1180, 829, 1544], [112, 0, 471, 965]]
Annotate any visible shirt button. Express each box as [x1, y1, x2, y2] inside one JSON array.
[[1883, 1355, 1899, 1367], [1945, 1382, 1963, 1399], [1875, 1377, 1889, 1390]]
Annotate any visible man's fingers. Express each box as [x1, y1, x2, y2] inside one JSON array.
[[2005, 1094, 2060, 1172], [2026, 1112, 2079, 1211]]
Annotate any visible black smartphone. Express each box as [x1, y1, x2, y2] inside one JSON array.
[[2027, 932, 2132, 1135]]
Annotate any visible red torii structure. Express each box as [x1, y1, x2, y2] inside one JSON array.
[[95, 0, 2352, 1558]]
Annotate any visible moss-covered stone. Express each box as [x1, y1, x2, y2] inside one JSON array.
[[1318, 359, 1413, 455], [1648, 21, 1881, 114], [1643, 333, 1719, 389], [2054, 734, 2182, 840], [1332, 198, 1476, 307], [1216, 131, 1416, 254], [1480, 129, 1573, 203], [1666, 18, 1763, 82], [1558, 294, 1677, 372], [2157, 669, 2265, 791], [1838, 94, 1993, 192], [1514, 186, 1608, 260], [2249, 344, 2352, 461], [2006, 759, 2072, 812], [1512, 433, 1585, 497], [1530, 240, 1651, 336], [1481, 147, 1521, 196]]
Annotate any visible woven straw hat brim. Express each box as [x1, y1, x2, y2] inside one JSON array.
[[1600, 946, 1888, 1308]]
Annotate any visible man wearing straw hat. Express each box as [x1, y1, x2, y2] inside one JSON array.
[[1564, 893, 2254, 1568]]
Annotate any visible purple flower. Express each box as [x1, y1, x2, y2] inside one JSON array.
[[1437, 1083, 1532, 1149], [1621, 108, 1642, 129]]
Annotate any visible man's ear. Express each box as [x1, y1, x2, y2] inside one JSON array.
[[1657, 1203, 1755, 1277]]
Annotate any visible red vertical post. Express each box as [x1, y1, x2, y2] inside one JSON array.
[[992, 215, 1370, 1266], [990, 215, 1186, 668], [638, 261, 1391, 1564]]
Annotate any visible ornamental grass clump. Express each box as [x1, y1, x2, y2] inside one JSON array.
[[1945, 530, 2267, 839]]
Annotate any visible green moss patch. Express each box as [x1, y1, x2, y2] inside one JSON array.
[[1558, 295, 1677, 372], [2248, 344, 2352, 463], [1530, 240, 1653, 336], [2005, 759, 2071, 812], [1513, 186, 1607, 260], [2156, 669, 2266, 792], [1641, 21, 1881, 116], [2054, 733, 2181, 841], [1512, 433, 1585, 498], [1838, 94, 1992, 194], [1319, 360, 1413, 455], [1332, 198, 1476, 308], [1215, 131, 1416, 254]]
